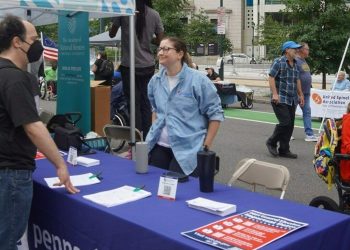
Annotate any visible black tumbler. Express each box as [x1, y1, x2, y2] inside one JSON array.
[[197, 146, 219, 192]]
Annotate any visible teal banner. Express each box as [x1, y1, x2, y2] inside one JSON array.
[[57, 11, 90, 134]]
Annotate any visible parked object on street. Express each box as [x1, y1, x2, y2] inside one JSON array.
[[236, 85, 254, 109], [214, 82, 254, 109], [216, 53, 256, 66]]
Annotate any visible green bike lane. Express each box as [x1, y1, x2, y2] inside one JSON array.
[[224, 108, 322, 129]]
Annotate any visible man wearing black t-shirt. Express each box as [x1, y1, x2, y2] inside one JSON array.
[[0, 15, 79, 250]]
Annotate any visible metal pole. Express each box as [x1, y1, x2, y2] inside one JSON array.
[[252, 22, 255, 60], [129, 14, 136, 160], [219, 0, 224, 80]]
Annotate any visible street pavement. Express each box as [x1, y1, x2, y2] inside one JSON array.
[[212, 102, 338, 206], [39, 65, 339, 208]]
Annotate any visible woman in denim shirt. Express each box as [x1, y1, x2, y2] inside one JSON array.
[[146, 37, 224, 176]]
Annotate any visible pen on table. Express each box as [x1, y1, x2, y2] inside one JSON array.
[[133, 185, 146, 192], [89, 172, 103, 180]]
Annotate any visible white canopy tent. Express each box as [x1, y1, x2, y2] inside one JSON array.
[[0, 5, 126, 26], [0, 0, 137, 151], [90, 30, 121, 46]]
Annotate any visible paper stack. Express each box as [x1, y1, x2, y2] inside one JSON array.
[[186, 197, 236, 217], [77, 156, 100, 167], [83, 185, 152, 208], [44, 173, 100, 188]]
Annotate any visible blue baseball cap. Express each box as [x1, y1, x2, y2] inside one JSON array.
[[281, 41, 302, 53]]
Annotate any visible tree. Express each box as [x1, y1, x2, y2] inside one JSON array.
[[284, 0, 350, 88], [153, 0, 189, 38], [259, 15, 288, 60], [36, 19, 103, 43], [184, 11, 215, 46], [260, 0, 350, 88], [154, 2, 232, 54]]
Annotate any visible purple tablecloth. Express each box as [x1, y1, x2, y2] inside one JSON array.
[[28, 152, 350, 250]]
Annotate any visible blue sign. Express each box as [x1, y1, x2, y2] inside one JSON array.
[[57, 11, 91, 134]]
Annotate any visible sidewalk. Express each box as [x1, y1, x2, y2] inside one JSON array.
[[216, 70, 328, 103]]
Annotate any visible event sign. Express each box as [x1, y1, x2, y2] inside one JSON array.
[[182, 210, 308, 250], [296, 88, 350, 119], [57, 11, 91, 134]]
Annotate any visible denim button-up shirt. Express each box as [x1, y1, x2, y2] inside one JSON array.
[[146, 63, 224, 175], [269, 56, 300, 105]]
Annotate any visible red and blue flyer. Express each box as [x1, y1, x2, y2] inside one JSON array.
[[181, 210, 308, 250], [35, 151, 46, 160]]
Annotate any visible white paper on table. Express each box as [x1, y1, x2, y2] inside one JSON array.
[[44, 173, 100, 188], [83, 185, 152, 207], [186, 197, 236, 216]]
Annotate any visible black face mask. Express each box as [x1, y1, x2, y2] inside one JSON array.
[[21, 40, 44, 63]]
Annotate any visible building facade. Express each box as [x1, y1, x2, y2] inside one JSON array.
[[190, 0, 350, 59]]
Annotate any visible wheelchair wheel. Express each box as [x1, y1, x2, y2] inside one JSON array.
[[309, 196, 339, 211], [240, 101, 247, 109], [111, 112, 127, 152]]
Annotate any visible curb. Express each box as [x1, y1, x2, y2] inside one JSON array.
[[254, 98, 270, 104]]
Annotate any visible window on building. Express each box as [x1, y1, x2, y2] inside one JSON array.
[[180, 17, 188, 24], [265, 12, 293, 25], [210, 19, 218, 32]]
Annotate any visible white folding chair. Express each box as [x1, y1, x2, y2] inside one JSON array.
[[227, 158, 290, 199]]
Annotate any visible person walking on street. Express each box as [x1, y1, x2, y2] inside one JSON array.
[[0, 15, 79, 250], [296, 42, 318, 142], [109, 0, 164, 139], [266, 41, 305, 158]]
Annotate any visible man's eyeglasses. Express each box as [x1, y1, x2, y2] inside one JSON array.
[[157, 47, 176, 53]]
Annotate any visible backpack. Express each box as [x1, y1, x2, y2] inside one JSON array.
[[47, 113, 85, 151], [313, 119, 339, 190], [99, 59, 114, 78]]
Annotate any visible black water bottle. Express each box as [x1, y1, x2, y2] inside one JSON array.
[[197, 146, 218, 193]]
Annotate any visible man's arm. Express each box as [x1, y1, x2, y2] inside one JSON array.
[[297, 79, 304, 106], [23, 121, 79, 194], [152, 31, 164, 46], [268, 76, 279, 104], [109, 21, 119, 38], [91, 64, 97, 73], [203, 120, 221, 149]]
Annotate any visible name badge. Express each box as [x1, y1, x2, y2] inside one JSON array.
[[157, 174, 178, 200], [67, 146, 78, 166]]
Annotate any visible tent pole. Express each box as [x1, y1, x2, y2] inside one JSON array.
[[129, 14, 136, 160], [318, 37, 350, 134]]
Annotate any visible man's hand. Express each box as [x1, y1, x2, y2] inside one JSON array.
[[53, 166, 80, 194], [109, 23, 117, 38], [299, 95, 305, 107], [272, 93, 279, 104]]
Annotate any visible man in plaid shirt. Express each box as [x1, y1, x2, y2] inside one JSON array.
[[266, 41, 305, 159]]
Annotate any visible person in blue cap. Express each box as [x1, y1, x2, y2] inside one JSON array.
[[266, 41, 305, 158]]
